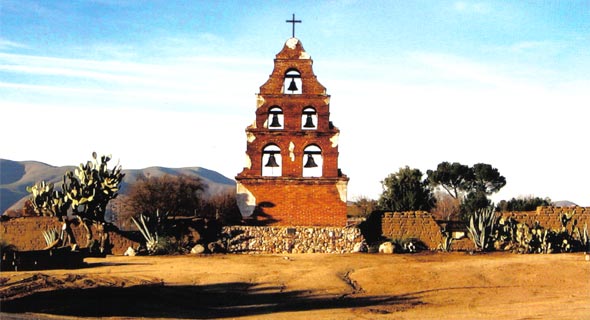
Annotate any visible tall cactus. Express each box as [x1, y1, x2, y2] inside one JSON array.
[[28, 152, 125, 251], [64, 152, 124, 223]]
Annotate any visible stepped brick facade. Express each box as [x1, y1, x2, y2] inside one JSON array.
[[236, 38, 348, 226]]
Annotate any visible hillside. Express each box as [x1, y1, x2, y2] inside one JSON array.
[[0, 159, 236, 216]]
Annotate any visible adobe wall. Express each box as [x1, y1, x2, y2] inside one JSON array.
[[380, 211, 444, 249], [0, 216, 139, 255], [3, 206, 586, 255], [501, 206, 590, 230], [223, 225, 364, 254], [375, 206, 590, 251]]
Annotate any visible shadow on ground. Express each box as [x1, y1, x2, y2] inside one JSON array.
[[2, 282, 421, 319]]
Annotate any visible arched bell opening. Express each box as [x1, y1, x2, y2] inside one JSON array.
[[302, 144, 323, 177], [301, 107, 317, 130], [284, 69, 302, 94], [262, 144, 282, 177], [267, 107, 284, 130]]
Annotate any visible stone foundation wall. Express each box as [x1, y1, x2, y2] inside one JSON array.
[[0, 216, 139, 255], [223, 225, 364, 253]]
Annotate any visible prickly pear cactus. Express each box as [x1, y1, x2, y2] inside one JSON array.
[[27, 181, 70, 217], [63, 152, 125, 223], [27, 152, 124, 250]]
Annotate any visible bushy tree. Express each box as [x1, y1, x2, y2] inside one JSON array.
[[431, 191, 461, 220], [199, 190, 242, 225], [351, 195, 378, 217], [378, 166, 436, 212], [115, 174, 206, 221], [496, 196, 552, 212]]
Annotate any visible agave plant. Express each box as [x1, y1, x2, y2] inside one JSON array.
[[438, 233, 453, 252], [131, 214, 159, 254], [467, 207, 497, 251], [582, 223, 590, 253], [42, 227, 62, 248]]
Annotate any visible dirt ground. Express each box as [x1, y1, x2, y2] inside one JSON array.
[[1, 252, 589, 319]]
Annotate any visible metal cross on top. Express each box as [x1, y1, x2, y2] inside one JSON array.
[[286, 13, 302, 38]]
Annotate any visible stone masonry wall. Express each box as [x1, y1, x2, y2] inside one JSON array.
[[0, 216, 139, 255], [223, 225, 364, 254], [380, 211, 444, 249]]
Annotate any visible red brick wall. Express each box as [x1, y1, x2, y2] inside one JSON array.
[[240, 129, 341, 178], [0, 216, 138, 255], [238, 178, 347, 226], [236, 38, 348, 227]]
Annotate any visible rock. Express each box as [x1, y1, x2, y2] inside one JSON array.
[[379, 242, 394, 254], [353, 241, 368, 253], [190, 244, 205, 254], [208, 241, 225, 253], [124, 247, 136, 256]]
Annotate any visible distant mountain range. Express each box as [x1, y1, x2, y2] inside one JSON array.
[[0, 159, 236, 216]]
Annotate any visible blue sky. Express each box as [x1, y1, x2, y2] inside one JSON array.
[[1, 1, 589, 205]]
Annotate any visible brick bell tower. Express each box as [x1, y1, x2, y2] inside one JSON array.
[[236, 17, 348, 226]]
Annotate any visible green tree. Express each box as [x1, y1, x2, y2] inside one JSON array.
[[427, 162, 506, 218], [461, 191, 491, 218], [378, 166, 436, 212], [470, 163, 506, 195], [426, 162, 472, 199], [496, 196, 551, 212]]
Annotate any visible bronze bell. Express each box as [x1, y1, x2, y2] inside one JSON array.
[[269, 114, 281, 127], [304, 154, 318, 168], [303, 114, 315, 128], [287, 78, 298, 92], [265, 153, 279, 167]]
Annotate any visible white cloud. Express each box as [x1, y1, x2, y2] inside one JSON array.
[[316, 52, 590, 206], [0, 52, 269, 113], [1, 102, 248, 178], [2, 48, 589, 206], [0, 38, 27, 50]]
